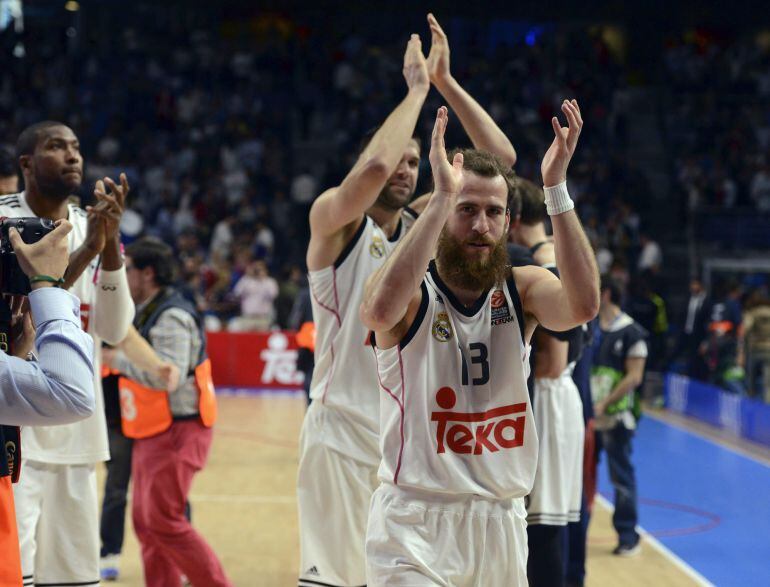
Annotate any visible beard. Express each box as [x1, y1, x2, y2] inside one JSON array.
[[375, 184, 412, 212], [36, 171, 80, 201], [435, 227, 510, 292]]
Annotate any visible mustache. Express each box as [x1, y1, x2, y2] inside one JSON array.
[[463, 235, 496, 246]]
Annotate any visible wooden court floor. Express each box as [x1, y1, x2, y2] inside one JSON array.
[[102, 395, 700, 586]]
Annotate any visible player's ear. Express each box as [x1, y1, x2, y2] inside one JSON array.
[[18, 155, 30, 174], [506, 212, 519, 234]]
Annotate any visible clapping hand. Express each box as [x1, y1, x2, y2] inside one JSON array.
[[403, 34, 430, 94], [426, 13, 451, 87], [429, 106, 464, 199], [541, 100, 583, 188], [85, 173, 129, 251]]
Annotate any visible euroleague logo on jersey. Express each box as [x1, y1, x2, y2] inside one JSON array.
[[431, 386, 526, 455], [490, 290, 513, 326]]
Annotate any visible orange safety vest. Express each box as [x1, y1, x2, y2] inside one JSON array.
[[118, 358, 217, 439], [296, 321, 316, 352], [0, 477, 22, 586]]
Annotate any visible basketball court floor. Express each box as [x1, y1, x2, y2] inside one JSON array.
[[102, 393, 770, 586]]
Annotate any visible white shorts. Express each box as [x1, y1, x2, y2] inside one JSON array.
[[366, 485, 528, 587], [297, 407, 378, 587], [526, 375, 584, 525], [13, 461, 99, 586]]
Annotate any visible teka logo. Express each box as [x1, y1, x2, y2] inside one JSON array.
[[431, 387, 526, 455], [260, 332, 304, 385]]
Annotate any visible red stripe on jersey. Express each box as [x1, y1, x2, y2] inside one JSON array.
[[373, 348, 405, 485]]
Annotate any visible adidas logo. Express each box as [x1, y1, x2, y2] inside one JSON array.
[[306, 566, 319, 576]]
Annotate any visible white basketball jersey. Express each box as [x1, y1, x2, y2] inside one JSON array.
[[0, 192, 109, 464], [308, 209, 417, 465], [374, 261, 538, 499]]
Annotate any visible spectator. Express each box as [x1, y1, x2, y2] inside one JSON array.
[[739, 291, 770, 400], [229, 260, 278, 332], [591, 278, 648, 557], [637, 232, 662, 274]]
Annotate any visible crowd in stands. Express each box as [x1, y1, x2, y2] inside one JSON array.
[[2, 8, 770, 399], [665, 30, 770, 215]]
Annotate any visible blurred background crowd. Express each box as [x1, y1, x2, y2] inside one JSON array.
[[1, 0, 769, 400]]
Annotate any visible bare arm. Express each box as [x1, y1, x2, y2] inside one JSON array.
[[517, 100, 599, 331], [426, 14, 516, 167], [308, 35, 430, 250], [595, 356, 646, 415], [63, 242, 100, 290], [360, 107, 463, 345]]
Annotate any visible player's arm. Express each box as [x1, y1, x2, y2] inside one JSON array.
[[308, 35, 429, 244], [516, 100, 599, 333], [426, 13, 516, 168], [594, 356, 646, 416], [361, 107, 463, 347], [90, 175, 135, 343]]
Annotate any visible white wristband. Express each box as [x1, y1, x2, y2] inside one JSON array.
[[543, 181, 574, 216]]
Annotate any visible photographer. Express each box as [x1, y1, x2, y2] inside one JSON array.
[[0, 219, 96, 586]]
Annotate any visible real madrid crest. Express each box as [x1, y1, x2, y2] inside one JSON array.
[[369, 235, 385, 259], [432, 312, 453, 342]]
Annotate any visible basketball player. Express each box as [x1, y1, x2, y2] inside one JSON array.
[[510, 178, 586, 587], [359, 102, 599, 585], [298, 22, 517, 587], [1, 121, 134, 586]]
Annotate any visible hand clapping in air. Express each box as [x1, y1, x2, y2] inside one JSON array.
[[541, 99, 583, 188]]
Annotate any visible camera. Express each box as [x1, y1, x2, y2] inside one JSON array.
[[0, 217, 56, 295]]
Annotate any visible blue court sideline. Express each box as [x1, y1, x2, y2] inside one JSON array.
[[597, 414, 770, 586]]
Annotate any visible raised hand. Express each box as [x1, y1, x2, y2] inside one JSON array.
[[541, 99, 583, 188], [403, 34, 430, 94], [426, 13, 451, 86], [9, 219, 73, 283], [429, 106, 464, 197], [88, 172, 129, 243]]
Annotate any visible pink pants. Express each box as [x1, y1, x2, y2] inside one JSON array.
[[132, 420, 231, 587]]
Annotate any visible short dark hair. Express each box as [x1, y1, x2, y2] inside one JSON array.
[[515, 177, 546, 225], [16, 121, 69, 158], [601, 276, 623, 305], [125, 237, 175, 287], [358, 125, 421, 156], [448, 148, 519, 216], [0, 146, 15, 178]]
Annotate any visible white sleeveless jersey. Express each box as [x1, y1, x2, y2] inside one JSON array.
[[0, 192, 109, 464], [374, 261, 538, 499], [308, 208, 417, 465]]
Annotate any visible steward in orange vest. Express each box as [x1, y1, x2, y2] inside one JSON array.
[[118, 289, 216, 439]]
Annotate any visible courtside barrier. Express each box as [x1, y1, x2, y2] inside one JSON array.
[[207, 330, 304, 390], [664, 373, 770, 448]]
